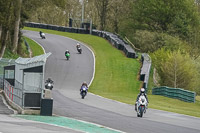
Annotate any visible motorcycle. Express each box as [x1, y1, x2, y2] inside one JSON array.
[[45, 78, 54, 90], [77, 47, 82, 54], [136, 94, 147, 117], [65, 53, 70, 60], [41, 33, 46, 39], [80, 85, 88, 99]]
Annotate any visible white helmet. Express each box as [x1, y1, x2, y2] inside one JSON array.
[[140, 88, 145, 93]]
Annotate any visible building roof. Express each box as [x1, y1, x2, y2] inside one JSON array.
[[15, 53, 51, 65]]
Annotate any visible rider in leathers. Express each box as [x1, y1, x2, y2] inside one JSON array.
[[135, 88, 149, 111], [80, 82, 88, 91]]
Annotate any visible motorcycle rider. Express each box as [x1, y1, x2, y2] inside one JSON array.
[[65, 50, 70, 55], [45, 78, 53, 84], [39, 31, 42, 37], [76, 43, 81, 49], [39, 31, 45, 39], [135, 88, 149, 111], [80, 81, 88, 91], [45, 78, 54, 90]]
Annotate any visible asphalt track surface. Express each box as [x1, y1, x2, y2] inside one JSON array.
[[21, 30, 200, 133]]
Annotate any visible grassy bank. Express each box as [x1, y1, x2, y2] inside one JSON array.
[[24, 27, 200, 117], [23, 36, 44, 56]]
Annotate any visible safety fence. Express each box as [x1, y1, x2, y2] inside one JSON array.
[[24, 22, 89, 34], [4, 80, 23, 107], [140, 53, 151, 90], [152, 86, 196, 103]]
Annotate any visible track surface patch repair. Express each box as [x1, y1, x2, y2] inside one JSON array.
[[16, 115, 122, 133]]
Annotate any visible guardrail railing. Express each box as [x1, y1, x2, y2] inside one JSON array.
[[152, 86, 196, 103]]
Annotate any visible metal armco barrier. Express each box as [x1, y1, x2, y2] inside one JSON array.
[[92, 29, 137, 58], [24, 22, 89, 34], [152, 86, 196, 103]]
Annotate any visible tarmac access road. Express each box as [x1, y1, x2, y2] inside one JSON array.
[[20, 30, 200, 133]]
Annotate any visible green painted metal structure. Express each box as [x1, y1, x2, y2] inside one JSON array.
[[152, 86, 196, 103]]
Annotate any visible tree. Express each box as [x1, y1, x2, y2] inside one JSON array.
[[0, 0, 67, 57], [27, 0, 69, 26], [12, 0, 22, 54], [130, 0, 200, 40], [152, 49, 199, 91], [0, 0, 14, 58], [95, 0, 109, 30], [107, 0, 133, 33]]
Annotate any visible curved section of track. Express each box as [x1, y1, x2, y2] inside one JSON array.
[[23, 30, 200, 133]]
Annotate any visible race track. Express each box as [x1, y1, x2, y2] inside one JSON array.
[[23, 30, 200, 133]]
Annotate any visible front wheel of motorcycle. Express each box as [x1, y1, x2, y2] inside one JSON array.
[[140, 110, 143, 117], [137, 113, 140, 117]]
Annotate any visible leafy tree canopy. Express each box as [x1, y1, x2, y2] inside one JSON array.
[[131, 0, 200, 40]]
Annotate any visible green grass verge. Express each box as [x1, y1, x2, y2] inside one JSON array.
[[23, 36, 44, 56], [23, 27, 200, 117], [149, 95, 200, 117]]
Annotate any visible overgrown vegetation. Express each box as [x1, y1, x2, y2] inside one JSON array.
[[3, 37, 29, 59]]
